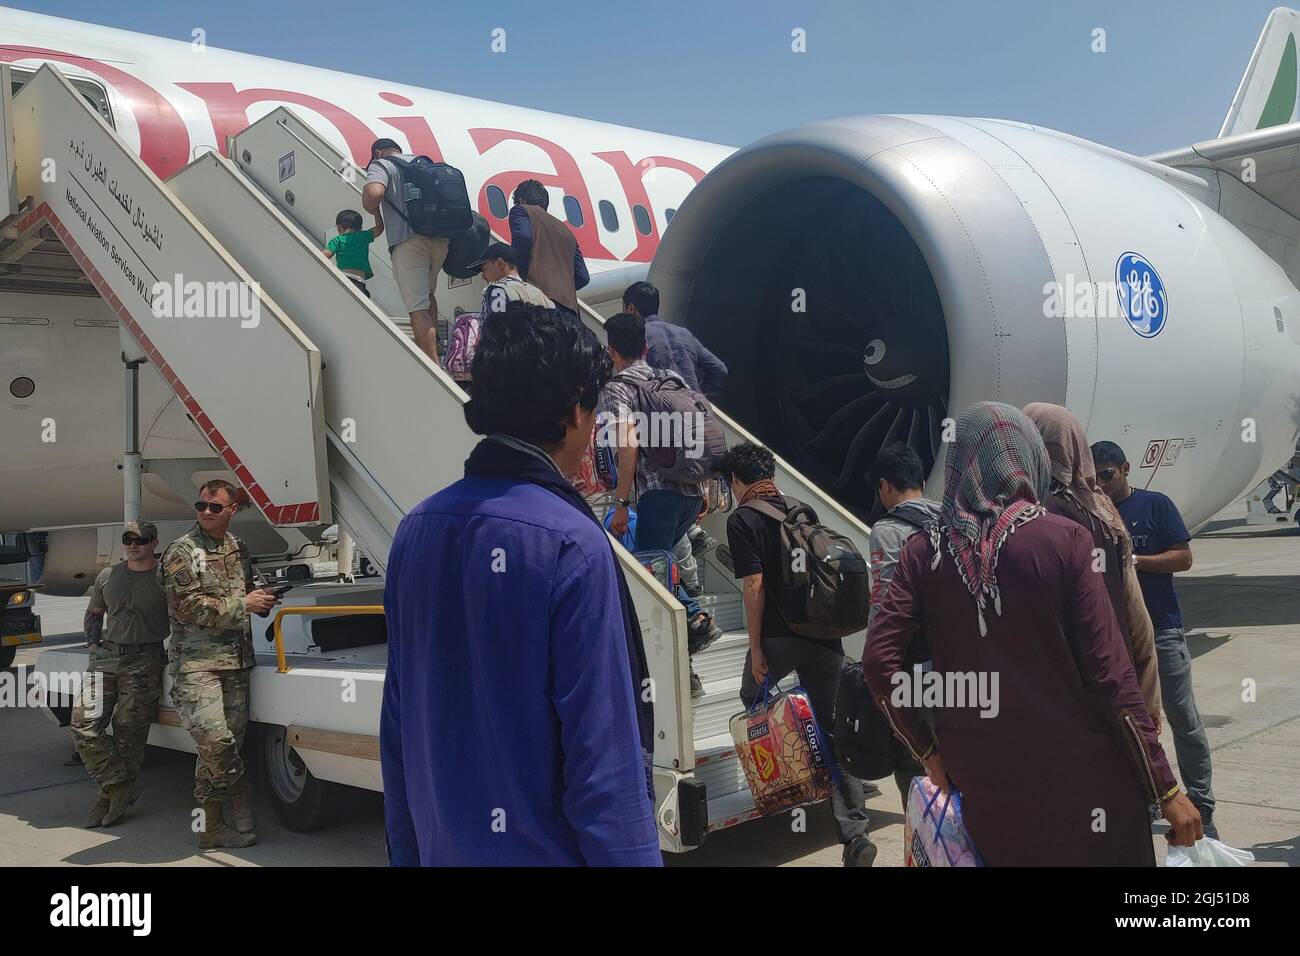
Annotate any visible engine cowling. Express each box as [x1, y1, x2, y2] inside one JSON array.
[[650, 114, 1300, 527]]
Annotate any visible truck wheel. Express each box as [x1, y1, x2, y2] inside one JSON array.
[[255, 723, 348, 831], [0, 646, 15, 669]]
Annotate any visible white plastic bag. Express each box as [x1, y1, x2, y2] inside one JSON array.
[[1165, 837, 1254, 867]]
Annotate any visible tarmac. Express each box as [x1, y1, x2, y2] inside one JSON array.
[[1, 502, 1296, 867]]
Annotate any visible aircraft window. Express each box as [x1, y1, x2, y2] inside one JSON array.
[[598, 200, 619, 232], [8, 67, 114, 127], [486, 184, 508, 218], [632, 204, 653, 236], [665, 207, 676, 223], [563, 195, 584, 227]]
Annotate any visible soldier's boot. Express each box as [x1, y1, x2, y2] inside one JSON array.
[[197, 799, 256, 850], [128, 781, 144, 805], [228, 778, 256, 834], [100, 781, 133, 827], [84, 793, 111, 829]]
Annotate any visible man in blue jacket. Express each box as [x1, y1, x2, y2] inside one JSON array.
[[381, 300, 661, 866]]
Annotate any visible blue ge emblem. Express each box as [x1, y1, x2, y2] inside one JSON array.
[[1115, 252, 1167, 338]]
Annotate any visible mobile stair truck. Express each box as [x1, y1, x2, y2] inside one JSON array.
[[15, 65, 871, 850]]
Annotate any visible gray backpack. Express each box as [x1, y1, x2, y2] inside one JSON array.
[[741, 496, 871, 640], [622, 370, 726, 484]]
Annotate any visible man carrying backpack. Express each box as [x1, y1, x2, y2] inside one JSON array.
[[865, 443, 941, 805], [719, 441, 875, 866], [599, 312, 723, 698], [364, 138, 471, 362]]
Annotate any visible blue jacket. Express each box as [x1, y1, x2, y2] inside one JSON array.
[[381, 475, 661, 866], [643, 314, 728, 394]]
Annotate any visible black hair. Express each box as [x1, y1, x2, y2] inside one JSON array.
[[622, 281, 659, 316], [604, 312, 646, 361], [869, 442, 925, 492], [370, 137, 400, 160], [464, 301, 611, 448], [1090, 441, 1127, 468], [336, 209, 363, 231], [512, 179, 550, 210], [719, 442, 775, 485]]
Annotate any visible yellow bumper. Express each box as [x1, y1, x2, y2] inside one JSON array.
[[0, 631, 41, 648]]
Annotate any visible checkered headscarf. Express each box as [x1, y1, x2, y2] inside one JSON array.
[[929, 402, 1051, 635]]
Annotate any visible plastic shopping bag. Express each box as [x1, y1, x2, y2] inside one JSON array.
[[729, 678, 833, 815], [1165, 838, 1255, 867], [903, 775, 983, 867]]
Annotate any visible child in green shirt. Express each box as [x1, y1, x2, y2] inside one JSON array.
[[325, 208, 383, 298]]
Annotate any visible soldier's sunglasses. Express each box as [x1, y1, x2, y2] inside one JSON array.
[[1097, 468, 1117, 481], [194, 501, 230, 514], [121, 535, 155, 545]]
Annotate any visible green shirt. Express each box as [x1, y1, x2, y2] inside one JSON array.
[[327, 229, 376, 278], [88, 562, 170, 646]]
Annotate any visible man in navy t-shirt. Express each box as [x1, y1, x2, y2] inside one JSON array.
[[1093, 441, 1217, 839]]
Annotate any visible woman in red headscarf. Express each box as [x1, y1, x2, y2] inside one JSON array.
[[863, 402, 1200, 865]]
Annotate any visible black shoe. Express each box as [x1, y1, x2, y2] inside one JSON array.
[[688, 526, 718, 557], [843, 835, 878, 867], [687, 613, 723, 654], [689, 671, 705, 700], [715, 545, 734, 573]]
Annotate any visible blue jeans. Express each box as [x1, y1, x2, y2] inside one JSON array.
[[1155, 627, 1215, 817], [635, 490, 703, 619]]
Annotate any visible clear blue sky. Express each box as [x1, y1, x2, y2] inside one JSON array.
[[6, 0, 1287, 153]]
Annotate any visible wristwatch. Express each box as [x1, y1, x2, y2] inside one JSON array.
[[617, 497, 634, 509]]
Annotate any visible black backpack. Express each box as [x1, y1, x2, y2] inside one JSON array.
[[741, 496, 871, 641], [380, 155, 473, 238], [623, 370, 727, 484], [833, 660, 896, 780]]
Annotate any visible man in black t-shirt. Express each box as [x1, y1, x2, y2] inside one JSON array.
[[720, 442, 875, 867]]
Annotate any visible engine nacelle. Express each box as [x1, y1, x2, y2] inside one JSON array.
[[651, 115, 1300, 527]]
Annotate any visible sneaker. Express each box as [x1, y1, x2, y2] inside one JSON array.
[[687, 613, 723, 654], [682, 582, 704, 599], [715, 545, 734, 573], [689, 671, 705, 700], [843, 835, 878, 867], [688, 526, 718, 557], [863, 782, 882, 799]]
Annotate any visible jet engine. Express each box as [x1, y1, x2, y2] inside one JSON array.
[[650, 115, 1300, 527]]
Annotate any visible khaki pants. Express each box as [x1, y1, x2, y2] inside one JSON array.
[[392, 235, 451, 314]]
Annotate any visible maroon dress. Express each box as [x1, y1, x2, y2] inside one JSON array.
[[864, 514, 1177, 866]]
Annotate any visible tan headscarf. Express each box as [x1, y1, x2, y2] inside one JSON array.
[[1022, 402, 1129, 549], [1023, 403, 1162, 725]]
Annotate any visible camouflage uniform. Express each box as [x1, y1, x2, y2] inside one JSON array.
[[72, 521, 169, 794], [159, 523, 256, 802]]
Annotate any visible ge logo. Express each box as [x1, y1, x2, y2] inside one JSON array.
[[1116, 252, 1167, 338]]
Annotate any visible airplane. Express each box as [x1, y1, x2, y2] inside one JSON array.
[[3, 4, 1300, 596], [0, 5, 731, 588]]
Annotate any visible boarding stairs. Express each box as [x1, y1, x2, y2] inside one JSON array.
[[5, 65, 872, 848]]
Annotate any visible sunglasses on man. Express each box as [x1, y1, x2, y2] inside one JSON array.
[[1097, 468, 1118, 481], [194, 500, 233, 514], [121, 535, 156, 546]]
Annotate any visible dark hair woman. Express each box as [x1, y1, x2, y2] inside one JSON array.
[[862, 401, 1201, 864]]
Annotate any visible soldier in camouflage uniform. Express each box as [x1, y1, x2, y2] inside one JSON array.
[[74, 520, 169, 828], [159, 478, 279, 850]]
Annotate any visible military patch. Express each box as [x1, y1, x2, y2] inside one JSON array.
[[174, 569, 194, 587]]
